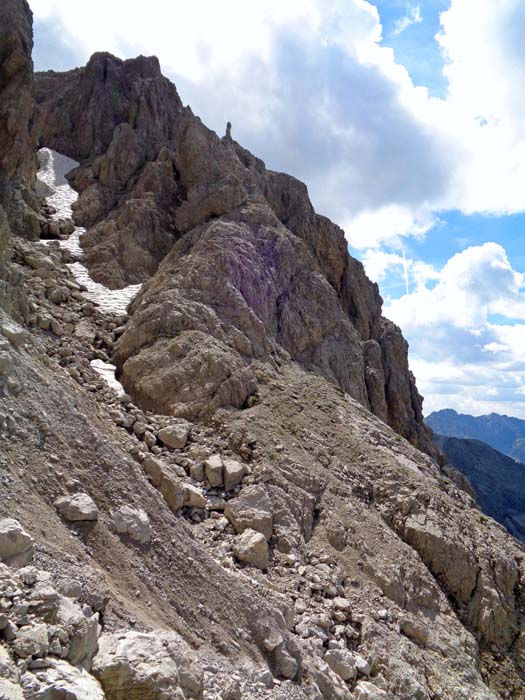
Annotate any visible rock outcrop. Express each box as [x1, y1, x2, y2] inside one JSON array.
[[33, 50, 433, 455], [0, 0, 39, 319]]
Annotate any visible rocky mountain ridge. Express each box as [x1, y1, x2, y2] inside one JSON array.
[[33, 49, 433, 454], [427, 409, 525, 463], [1, 1, 525, 699], [435, 434, 525, 542]]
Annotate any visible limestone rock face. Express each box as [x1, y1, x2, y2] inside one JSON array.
[[33, 50, 433, 454], [0, 0, 39, 318], [0, 0, 35, 186], [35, 52, 185, 287], [6, 4, 525, 696], [224, 485, 274, 540]]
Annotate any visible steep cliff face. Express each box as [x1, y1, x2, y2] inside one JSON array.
[[0, 0, 39, 319], [35, 52, 186, 286], [0, 0, 35, 186], [34, 54, 433, 454]]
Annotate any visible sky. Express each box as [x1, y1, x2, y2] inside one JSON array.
[[30, 0, 525, 418]]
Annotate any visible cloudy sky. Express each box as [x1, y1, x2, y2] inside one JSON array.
[[31, 0, 525, 418]]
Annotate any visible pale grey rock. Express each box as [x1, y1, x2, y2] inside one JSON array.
[[158, 421, 191, 449], [400, 618, 429, 647], [354, 681, 389, 699], [143, 455, 164, 487], [21, 659, 105, 699], [92, 630, 201, 700], [12, 623, 49, 658], [54, 494, 98, 522], [274, 645, 298, 680], [204, 454, 223, 487], [0, 314, 28, 348], [0, 645, 23, 700], [223, 458, 246, 492], [0, 518, 34, 567], [189, 462, 205, 482], [143, 456, 185, 512], [183, 484, 206, 509], [224, 485, 273, 540], [112, 506, 151, 545], [56, 597, 99, 670], [354, 654, 371, 677], [158, 471, 185, 513], [233, 529, 268, 570], [324, 649, 357, 682]]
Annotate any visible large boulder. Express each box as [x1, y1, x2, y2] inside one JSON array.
[[158, 422, 191, 449], [54, 493, 99, 522], [92, 631, 202, 700], [11, 622, 49, 658], [21, 659, 105, 700], [112, 505, 151, 545], [324, 649, 357, 682], [224, 485, 273, 540], [223, 458, 246, 492], [233, 528, 269, 570], [0, 518, 34, 567]]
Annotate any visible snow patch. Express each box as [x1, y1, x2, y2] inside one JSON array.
[[37, 148, 142, 316], [90, 359, 126, 396]]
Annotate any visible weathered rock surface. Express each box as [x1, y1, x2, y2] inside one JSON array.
[[54, 493, 99, 522], [0, 518, 34, 567], [0, 2, 524, 698], [92, 631, 202, 700], [0, 0, 35, 186], [22, 659, 106, 700], [158, 421, 191, 449], [0, 0, 39, 319], [112, 505, 151, 544], [233, 528, 269, 570], [435, 434, 525, 542], [224, 485, 274, 540]]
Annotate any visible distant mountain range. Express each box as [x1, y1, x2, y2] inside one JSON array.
[[427, 408, 525, 462], [435, 435, 525, 542]]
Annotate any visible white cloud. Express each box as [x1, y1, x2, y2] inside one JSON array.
[[362, 249, 406, 283], [392, 5, 422, 36], [31, 0, 524, 245], [385, 243, 525, 417]]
